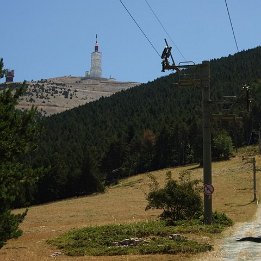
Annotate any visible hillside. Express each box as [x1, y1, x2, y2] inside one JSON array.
[[16, 77, 140, 115], [13, 46, 261, 206], [2, 148, 261, 261]]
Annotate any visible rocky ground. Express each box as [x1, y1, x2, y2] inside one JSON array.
[[17, 76, 140, 116]]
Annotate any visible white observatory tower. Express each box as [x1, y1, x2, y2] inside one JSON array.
[[89, 34, 102, 78]]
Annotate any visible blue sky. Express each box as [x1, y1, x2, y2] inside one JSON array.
[[0, 0, 260, 83]]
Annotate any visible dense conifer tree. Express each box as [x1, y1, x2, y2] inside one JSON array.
[[0, 59, 41, 248]]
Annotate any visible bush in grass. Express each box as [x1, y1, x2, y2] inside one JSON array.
[[212, 211, 233, 226], [212, 130, 233, 160], [145, 171, 202, 223]]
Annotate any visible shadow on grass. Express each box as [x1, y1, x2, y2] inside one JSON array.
[[236, 201, 255, 207]]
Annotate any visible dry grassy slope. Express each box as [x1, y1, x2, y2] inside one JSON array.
[[1, 147, 261, 261], [17, 76, 140, 116]]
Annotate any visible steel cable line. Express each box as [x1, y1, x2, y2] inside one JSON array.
[[119, 0, 161, 58], [144, 0, 187, 61], [224, 0, 239, 52]]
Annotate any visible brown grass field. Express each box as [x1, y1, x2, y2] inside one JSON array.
[[1, 146, 261, 261]]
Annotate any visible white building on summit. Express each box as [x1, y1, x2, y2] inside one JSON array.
[[86, 34, 102, 78]]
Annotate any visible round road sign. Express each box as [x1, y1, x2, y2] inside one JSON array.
[[204, 184, 214, 195]]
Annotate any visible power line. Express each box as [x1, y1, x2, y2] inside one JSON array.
[[119, 0, 161, 58], [144, 0, 187, 61], [224, 0, 239, 52]]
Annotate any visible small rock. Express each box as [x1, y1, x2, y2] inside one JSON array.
[[50, 251, 62, 257], [169, 234, 185, 241], [112, 237, 145, 247]]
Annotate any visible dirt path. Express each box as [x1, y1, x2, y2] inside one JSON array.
[[221, 204, 261, 260], [1, 152, 260, 261], [193, 204, 261, 261]]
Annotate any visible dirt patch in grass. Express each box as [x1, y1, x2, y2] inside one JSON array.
[[1, 147, 260, 261]]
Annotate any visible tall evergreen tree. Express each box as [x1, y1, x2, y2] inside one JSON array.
[[0, 58, 41, 248]]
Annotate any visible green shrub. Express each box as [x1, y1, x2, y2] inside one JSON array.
[[212, 211, 233, 226], [212, 131, 233, 160], [146, 171, 202, 223], [0, 210, 27, 248]]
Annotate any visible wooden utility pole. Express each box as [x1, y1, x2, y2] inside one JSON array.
[[258, 130, 261, 154], [242, 156, 260, 203], [161, 42, 213, 224], [252, 130, 261, 154], [201, 61, 213, 224], [252, 157, 257, 202]]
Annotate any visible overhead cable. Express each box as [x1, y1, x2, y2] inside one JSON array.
[[224, 0, 239, 52], [119, 0, 161, 58], [144, 0, 187, 61]]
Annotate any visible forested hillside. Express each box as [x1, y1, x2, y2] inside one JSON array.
[[19, 47, 261, 206]]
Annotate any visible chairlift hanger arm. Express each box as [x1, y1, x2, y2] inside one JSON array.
[[164, 39, 175, 65]]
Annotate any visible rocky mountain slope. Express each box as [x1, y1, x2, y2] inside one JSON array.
[[17, 76, 140, 115]]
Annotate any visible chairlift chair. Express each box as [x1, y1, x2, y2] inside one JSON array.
[[161, 39, 200, 87]]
